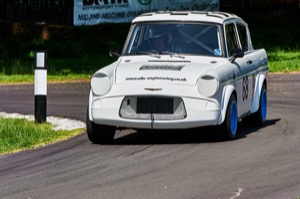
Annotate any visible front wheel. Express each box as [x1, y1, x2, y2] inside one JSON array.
[[222, 95, 238, 140], [86, 109, 115, 144]]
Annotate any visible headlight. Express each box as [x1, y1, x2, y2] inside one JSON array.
[[197, 75, 219, 97], [91, 73, 112, 96]]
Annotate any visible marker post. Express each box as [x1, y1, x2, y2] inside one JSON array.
[[34, 51, 47, 123]]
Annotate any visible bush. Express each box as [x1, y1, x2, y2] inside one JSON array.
[[0, 23, 130, 75]]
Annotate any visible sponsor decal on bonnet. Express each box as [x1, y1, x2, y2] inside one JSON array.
[[139, 65, 185, 71]]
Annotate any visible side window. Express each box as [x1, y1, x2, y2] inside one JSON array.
[[236, 23, 249, 51], [225, 23, 239, 57], [126, 25, 151, 54], [125, 25, 142, 54]]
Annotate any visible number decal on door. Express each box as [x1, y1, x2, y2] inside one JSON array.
[[242, 75, 248, 101]]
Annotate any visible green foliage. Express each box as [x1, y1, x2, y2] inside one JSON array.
[[250, 24, 300, 73], [0, 118, 83, 155], [251, 25, 300, 51], [0, 22, 299, 76], [0, 24, 130, 75]]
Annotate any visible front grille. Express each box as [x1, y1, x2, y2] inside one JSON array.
[[119, 96, 186, 120], [137, 97, 173, 114]]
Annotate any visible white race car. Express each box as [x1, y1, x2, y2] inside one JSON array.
[[87, 11, 268, 143]]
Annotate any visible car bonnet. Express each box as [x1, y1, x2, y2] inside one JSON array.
[[114, 57, 219, 85]]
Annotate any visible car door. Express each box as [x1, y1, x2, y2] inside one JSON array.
[[225, 21, 253, 118], [236, 22, 255, 115]]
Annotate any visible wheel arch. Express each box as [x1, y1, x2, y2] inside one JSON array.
[[218, 84, 237, 125], [250, 73, 267, 113], [88, 89, 93, 122]]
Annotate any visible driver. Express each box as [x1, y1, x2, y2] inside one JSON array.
[[148, 27, 169, 52]]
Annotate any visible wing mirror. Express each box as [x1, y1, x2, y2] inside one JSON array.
[[230, 49, 244, 62], [109, 49, 121, 58]]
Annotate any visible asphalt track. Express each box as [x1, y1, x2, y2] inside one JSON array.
[[0, 74, 299, 199]]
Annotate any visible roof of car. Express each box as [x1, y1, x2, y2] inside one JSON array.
[[132, 11, 243, 24]]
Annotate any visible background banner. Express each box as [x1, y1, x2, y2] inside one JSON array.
[[74, 0, 220, 26]]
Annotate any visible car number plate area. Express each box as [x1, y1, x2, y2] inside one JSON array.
[[137, 97, 174, 114], [119, 96, 187, 120]]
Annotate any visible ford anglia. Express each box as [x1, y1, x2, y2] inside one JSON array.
[[86, 11, 268, 143]]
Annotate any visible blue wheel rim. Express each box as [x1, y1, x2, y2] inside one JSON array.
[[261, 89, 267, 121], [230, 101, 238, 135]]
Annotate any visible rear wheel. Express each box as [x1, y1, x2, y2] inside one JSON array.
[[243, 84, 267, 126], [222, 95, 238, 140], [253, 84, 267, 125], [86, 109, 115, 144]]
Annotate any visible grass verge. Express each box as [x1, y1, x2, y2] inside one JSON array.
[[268, 50, 300, 73], [0, 74, 90, 84], [0, 117, 84, 156], [0, 23, 299, 83], [251, 24, 300, 73], [0, 50, 299, 85]]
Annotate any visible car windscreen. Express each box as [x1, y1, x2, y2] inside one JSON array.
[[124, 23, 223, 57]]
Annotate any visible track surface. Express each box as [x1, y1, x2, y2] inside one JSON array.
[[0, 74, 299, 199]]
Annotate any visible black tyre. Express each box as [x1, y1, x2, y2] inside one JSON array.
[[253, 84, 267, 125], [243, 84, 267, 126], [86, 109, 115, 144], [222, 95, 238, 140]]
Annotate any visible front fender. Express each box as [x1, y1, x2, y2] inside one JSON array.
[[250, 73, 267, 113], [218, 84, 236, 124], [88, 90, 93, 122]]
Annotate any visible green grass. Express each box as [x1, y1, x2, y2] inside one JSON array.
[[0, 117, 84, 156], [1, 48, 299, 84], [0, 74, 90, 84], [268, 50, 300, 73], [0, 23, 299, 84], [251, 24, 300, 73]]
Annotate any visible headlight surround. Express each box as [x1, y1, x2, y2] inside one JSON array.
[[197, 75, 219, 97], [91, 73, 112, 96]]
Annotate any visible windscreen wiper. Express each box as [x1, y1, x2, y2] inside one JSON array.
[[136, 51, 161, 58], [159, 51, 185, 59]]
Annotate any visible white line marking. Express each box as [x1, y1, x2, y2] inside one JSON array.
[[229, 188, 245, 199]]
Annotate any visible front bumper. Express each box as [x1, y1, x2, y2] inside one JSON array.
[[90, 94, 221, 129]]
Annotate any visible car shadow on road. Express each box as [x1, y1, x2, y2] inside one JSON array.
[[236, 118, 280, 139], [111, 118, 281, 145]]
